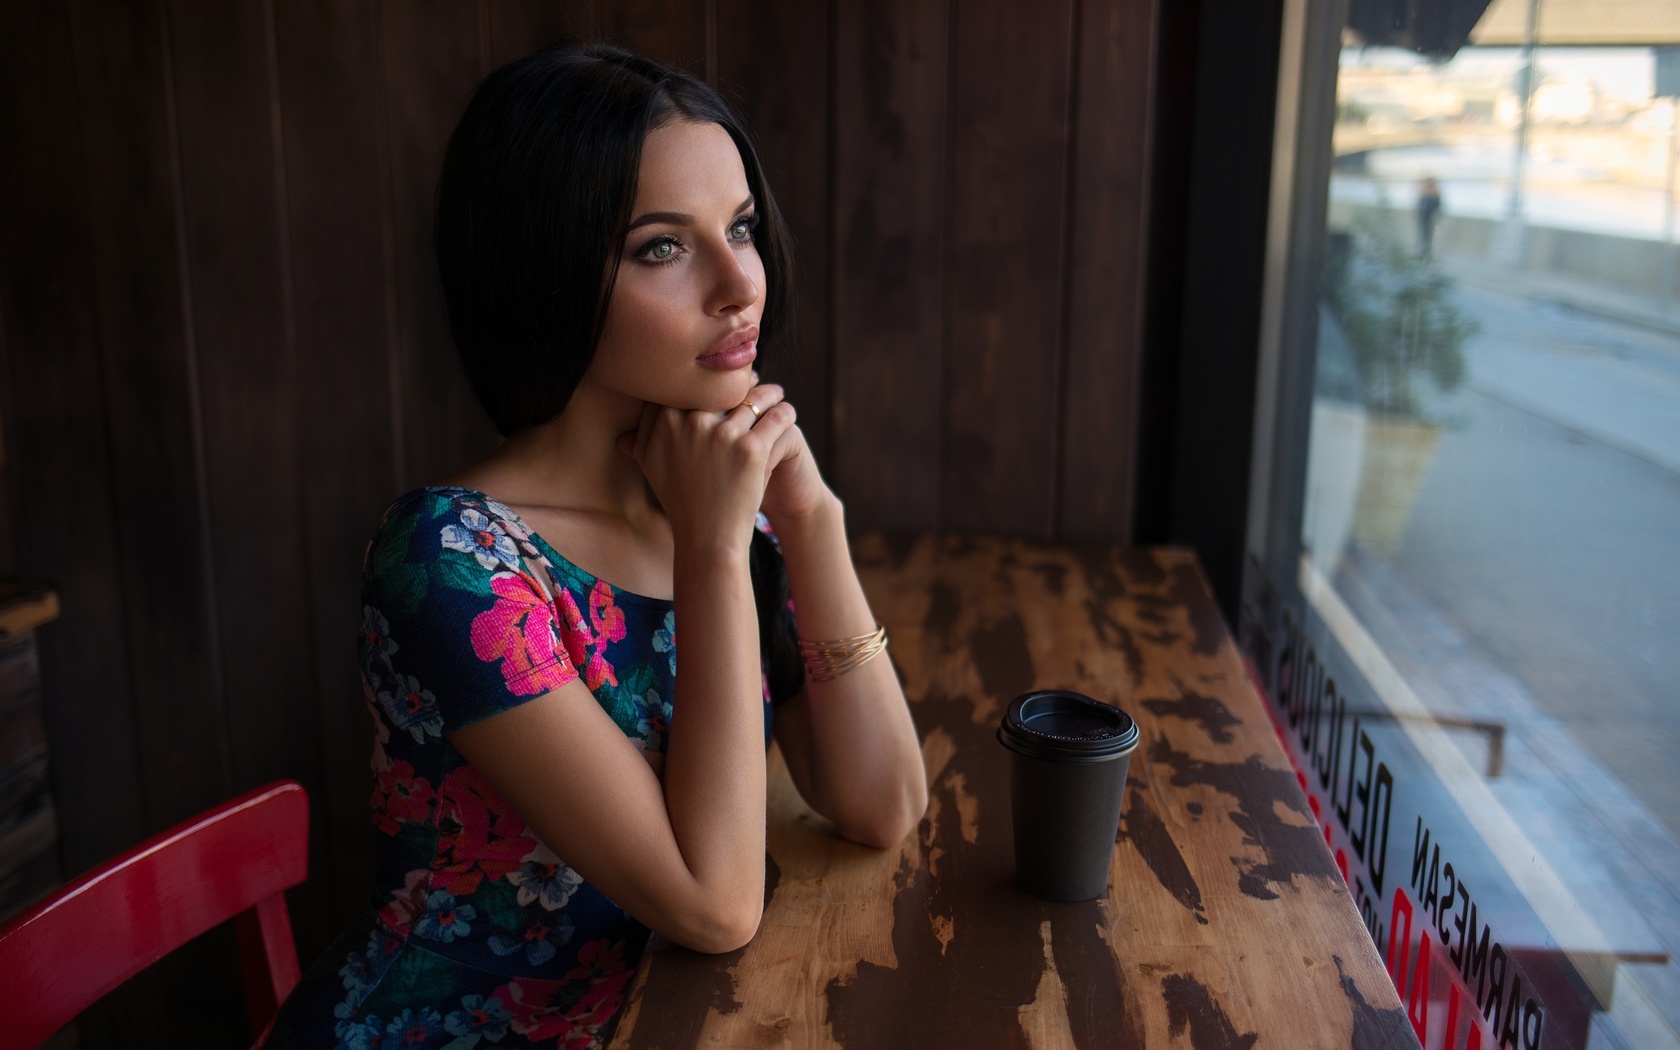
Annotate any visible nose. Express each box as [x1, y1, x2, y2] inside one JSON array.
[[705, 242, 761, 317]]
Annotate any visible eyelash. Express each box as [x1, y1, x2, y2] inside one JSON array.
[[634, 213, 758, 268]]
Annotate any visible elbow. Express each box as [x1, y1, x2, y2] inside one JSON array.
[[837, 782, 928, 851], [707, 901, 763, 954], [673, 894, 763, 955], [846, 822, 913, 852], [879, 784, 930, 848]]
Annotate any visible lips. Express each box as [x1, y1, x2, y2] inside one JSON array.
[[702, 325, 759, 360], [697, 324, 759, 371]]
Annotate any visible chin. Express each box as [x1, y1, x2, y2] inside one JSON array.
[[628, 367, 755, 414], [692, 373, 757, 413]]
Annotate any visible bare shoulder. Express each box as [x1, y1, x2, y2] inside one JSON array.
[[444, 463, 676, 601]]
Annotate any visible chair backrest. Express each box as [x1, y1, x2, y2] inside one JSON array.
[[0, 780, 310, 1048]]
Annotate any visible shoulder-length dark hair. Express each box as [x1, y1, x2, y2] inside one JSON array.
[[435, 43, 804, 704], [435, 42, 794, 437]]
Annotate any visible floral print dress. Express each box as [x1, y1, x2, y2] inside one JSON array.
[[266, 487, 791, 1050]]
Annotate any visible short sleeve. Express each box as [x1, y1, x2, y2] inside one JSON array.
[[360, 490, 579, 736]]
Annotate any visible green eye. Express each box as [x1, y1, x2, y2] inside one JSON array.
[[651, 240, 675, 259], [730, 218, 753, 242]]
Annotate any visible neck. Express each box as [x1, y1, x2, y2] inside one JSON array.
[[475, 377, 655, 523]]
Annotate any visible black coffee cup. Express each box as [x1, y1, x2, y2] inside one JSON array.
[[997, 690, 1141, 902]]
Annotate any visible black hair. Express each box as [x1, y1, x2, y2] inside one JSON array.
[[436, 43, 803, 704], [435, 42, 793, 437]]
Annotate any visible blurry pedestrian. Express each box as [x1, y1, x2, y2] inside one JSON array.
[[1416, 176, 1442, 259]]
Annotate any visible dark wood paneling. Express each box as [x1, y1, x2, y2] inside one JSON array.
[[167, 0, 317, 846], [0, 6, 1170, 1041], [0, 0, 147, 877], [381, 0, 500, 490], [0, 7, 151, 1043], [487, 0, 600, 68], [1059, 0, 1159, 542], [830, 0, 949, 532], [271, 0, 400, 940], [68, 0, 230, 830], [165, 0, 342, 968], [62, 1, 240, 1041], [715, 0, 833, 469], [601, 0, 709, 77], [940, 0, 1077, 536]]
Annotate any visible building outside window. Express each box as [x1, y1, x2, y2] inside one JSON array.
[[1242, 1, 1680, 1047]]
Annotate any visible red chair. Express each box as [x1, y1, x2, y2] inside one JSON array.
[[0, 780, 310, 1049]]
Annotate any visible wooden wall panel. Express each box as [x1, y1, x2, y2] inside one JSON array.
[[0, 36, 148, 1050], [62, 1, 244, 1041], [165, 4, 340, 1032], [166, 2, 339, 965], [271, 0, 399, 936], [0, 4, 1164, 1042], [0, 0, 146, 894], [381, 0, 500, 491], [70, 0, 231, 834], [487, 0, 601, 67], [940, 0, 1078, 536], [603, 0, 710, 77], [1059, 0, 1158, 542], [830, 0, 949, 531], [715, 0, 833, 468]]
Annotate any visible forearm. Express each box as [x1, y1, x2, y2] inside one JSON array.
[[771, 496, 928, 845], [664, 543, 768, 927]]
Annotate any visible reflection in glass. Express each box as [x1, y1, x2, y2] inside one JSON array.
[[1299, 16, 1680, 1050]]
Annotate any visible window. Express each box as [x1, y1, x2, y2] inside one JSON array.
[[1243, 3, 1680, 1048]]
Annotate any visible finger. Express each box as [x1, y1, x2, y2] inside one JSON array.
[[728, 383, 787, 431], [765, 417, 806, 469], [744, 399, 797, 450]]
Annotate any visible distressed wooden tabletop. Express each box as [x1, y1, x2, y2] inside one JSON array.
[[607, 535, 1416, 1050]]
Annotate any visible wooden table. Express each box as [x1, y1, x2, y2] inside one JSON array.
[[608, 536, 1416, 1049]]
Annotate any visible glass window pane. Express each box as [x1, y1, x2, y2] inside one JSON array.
[[1276, 8, 1680, 1049]]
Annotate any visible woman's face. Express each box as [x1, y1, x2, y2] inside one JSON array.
[[585, 119, 766, 413]]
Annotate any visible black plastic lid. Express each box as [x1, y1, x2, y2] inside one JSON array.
[[997, 690, 1139, 762]]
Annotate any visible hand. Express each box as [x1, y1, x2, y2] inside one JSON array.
[[616, 391, 797, 551], [742, 381, 834, 525]]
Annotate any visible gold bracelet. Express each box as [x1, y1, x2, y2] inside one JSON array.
[[797, 624, 889, 682]]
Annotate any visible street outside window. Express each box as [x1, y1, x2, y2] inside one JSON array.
[[1271, 5, 1679, 1048]]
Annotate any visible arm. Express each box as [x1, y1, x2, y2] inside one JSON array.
[[749, 379, 927, 848], [452, 399, 795, 954], [769, 495, 929, 848], [449, 541, 766, 954]]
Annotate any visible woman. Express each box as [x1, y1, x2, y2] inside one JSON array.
[[266, 43, 927, 1049]]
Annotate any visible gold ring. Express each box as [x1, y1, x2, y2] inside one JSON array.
[[741, 399, 762, 420]]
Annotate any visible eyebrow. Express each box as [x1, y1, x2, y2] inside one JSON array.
[[626, 195, 756, 234]]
